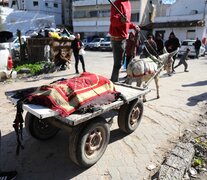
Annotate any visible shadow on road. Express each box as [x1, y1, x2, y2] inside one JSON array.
[[186, 92, 207, 106], [1, 124, 130, 180], [109, 129, 129, 144], [1, 130, 86, 180], [182, 80, 207, 87]]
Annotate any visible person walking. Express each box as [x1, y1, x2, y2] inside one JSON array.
[[140, 34, 158, 58], [109, 0, 139, 82], [174, 48, 190, 72], [71, 33, 86, 74], [165, 32, 180, 73], [155, 33, 164, 55], [194, 37, 201, 59]]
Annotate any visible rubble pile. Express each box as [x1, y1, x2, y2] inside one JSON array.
[[151, 107, 207, 180]]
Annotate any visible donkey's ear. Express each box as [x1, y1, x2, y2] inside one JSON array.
[[163, 46, 168, 53], [169, 48, 179, 57]]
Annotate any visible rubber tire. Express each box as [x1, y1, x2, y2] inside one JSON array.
[[25, 112, 60, 140], [69, 117, 110, 168], [118, 98, 143, 134], [68, 124, 84, 166]]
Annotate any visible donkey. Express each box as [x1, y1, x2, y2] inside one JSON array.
[[125, 49, 178, 102]]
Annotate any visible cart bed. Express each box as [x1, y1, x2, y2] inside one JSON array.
[[6, 83, 150, 126]]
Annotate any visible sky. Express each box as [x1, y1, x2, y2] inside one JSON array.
[[162, 0, 176, 4]]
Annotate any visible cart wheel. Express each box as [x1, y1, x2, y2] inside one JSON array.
[[25, 112, 60, 140], [68, 124, 84, 166], [69, 116, 110, 167], [118, 98, 143, 134]]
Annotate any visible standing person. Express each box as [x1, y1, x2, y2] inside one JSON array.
[[125, 31, 139, 68], [141, 34, 158, 58], [174, 48, 190, 72], [0, 130, 17, 180], [71, 33, 86, 74], [194, 37, 201, 59], [155, 33, 164, 55], [109, 0, 139, 82], [165, 32, 180, 73]]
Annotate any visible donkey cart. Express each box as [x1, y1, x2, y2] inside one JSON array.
[[5, 82, 150, 168]]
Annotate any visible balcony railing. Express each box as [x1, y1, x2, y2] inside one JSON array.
[[73, 0, 110, 6]]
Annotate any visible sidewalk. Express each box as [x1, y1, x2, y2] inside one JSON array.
[[0, 51, 206, 180]]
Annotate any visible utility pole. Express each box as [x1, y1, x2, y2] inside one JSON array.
[[96, 0, 98, 34], [0, 8, 3, 31], [203, 0, 207, 19]]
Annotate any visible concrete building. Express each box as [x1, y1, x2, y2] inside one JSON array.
[[8, 0, 62, 25], [62, 0, 73, 29], [72, 0, 162, 40], [152, 0, 207, 42]]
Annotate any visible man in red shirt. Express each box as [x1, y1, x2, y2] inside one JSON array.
[[109, 0, 139, 82]]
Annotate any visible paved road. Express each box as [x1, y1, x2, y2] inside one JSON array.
[[0, 51, 207, 180]]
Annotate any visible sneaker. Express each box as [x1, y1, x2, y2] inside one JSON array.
[[184, 70, 189, 72], [0, 171, 17, 180]]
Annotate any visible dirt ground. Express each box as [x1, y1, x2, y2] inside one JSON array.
[[0, 51, 207, 180]]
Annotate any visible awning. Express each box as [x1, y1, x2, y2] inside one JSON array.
[[140, 20, 205, 29]]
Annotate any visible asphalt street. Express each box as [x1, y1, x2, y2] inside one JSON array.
[[0, 50, 207, 180]]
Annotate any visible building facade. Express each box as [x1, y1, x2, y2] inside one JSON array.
[[8, 0, 62, 25], [72, 0, 161, 39], [62, 0, 73, 29], [152, 0, 207, 42]]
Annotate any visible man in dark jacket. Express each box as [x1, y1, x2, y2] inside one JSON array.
[[155, 33, 164, 55], [109, 0, 140, 82], [165, 32, 180, 73], [141, 34, 158, 58], [194, 37, 201, 59], [71, 33, 86, 74]]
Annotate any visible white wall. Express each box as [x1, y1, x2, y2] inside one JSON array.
[[153, 0, 207, 43], [166, 0, 206, 16], [154, 26, 205, 43]]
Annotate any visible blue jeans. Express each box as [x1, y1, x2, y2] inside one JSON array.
[[110, 39, 126, 82]]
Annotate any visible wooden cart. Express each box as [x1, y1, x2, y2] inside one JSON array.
[[5, 82, 150, 168]]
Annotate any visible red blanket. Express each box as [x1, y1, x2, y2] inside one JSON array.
[[27, 72, 118, 117]]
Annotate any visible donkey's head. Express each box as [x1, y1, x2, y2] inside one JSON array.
[[158, 48, 179, 74]]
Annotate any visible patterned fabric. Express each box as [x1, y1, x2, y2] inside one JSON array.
[[127, 58, 157, 77], [26, 72, 118, 117]]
